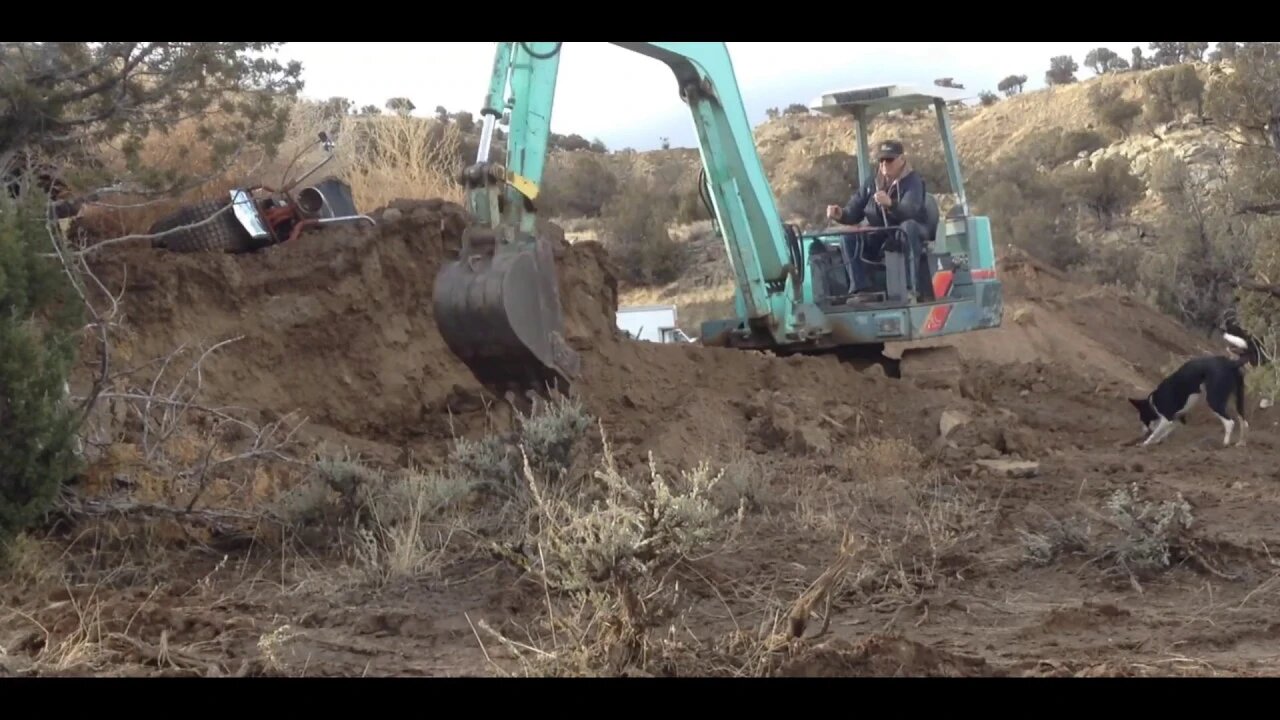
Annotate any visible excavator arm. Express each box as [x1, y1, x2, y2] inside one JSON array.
[[432, 41, 807, 395]]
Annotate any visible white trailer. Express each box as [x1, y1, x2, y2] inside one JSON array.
[[616, 304, 692, 343]]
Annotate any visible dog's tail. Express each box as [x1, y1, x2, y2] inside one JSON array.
[[1225, 331, 1249, 351]]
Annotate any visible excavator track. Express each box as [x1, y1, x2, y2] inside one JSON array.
[[885, 341, 963, 389], [432, 226, 581, 397]]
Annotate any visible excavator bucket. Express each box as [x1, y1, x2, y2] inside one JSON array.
[[432, 226, 581, 395]]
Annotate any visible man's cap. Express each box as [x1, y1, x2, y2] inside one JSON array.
[[877, 140, 904, 160]]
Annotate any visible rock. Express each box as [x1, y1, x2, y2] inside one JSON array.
[[793, 424, 832, 456], [939, 409, 971, 439], [830, 404, 859, 425], [1181, 143, 1218, 165], [973, 443, 1001, 460], [1001, 427, 1041, 457], [975, 459, 1040, 478], [860, 363, 886, 379]]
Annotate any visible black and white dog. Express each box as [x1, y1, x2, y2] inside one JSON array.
[[1129, 351, 1252, 448]]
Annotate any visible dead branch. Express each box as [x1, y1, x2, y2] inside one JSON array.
[[786, 529, 861, 640], [107, 336, 248, 463], [106, 630, 221, 675], [180, 409, 308, 512], [43, 216, 125, 437], [1238, 279, 1280, 299], [58, 494, 288, 536]]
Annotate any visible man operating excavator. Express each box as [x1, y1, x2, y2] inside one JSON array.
[[825, 140, 936, 301]]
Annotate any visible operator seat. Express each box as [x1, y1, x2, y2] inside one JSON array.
[[924, 192, 940, 247], [916, 193, 942, 301]]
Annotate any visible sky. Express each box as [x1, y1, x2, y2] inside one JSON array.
[[278, 42, 1148, 152]]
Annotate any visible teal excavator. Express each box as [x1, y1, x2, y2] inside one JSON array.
[[432, 42, 1004, 395]]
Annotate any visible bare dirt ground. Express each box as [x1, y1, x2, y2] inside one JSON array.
[[4, 198, 1279, 677]]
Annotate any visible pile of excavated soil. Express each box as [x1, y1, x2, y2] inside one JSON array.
[[82, 200, 952, 467], [936, 248, 1218, 392], [81, 198, 1220, 473], [85, 199, 493, 455]]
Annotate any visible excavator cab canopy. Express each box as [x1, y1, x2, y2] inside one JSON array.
[[787, 82, 999, 384], [807, 83, 971, 210]]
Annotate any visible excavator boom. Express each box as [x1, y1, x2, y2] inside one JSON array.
[[432, 42, 1003, 396]]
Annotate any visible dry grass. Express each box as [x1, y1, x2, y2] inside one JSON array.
[[290, 457, 476, 589], [475, 424, 748, 676], [285, 102, 465, 211], [73, 117, 251, 239], [70, 98, 466, 240]]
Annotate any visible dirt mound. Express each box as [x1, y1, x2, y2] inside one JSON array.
[[966, 248, 1215, 387], [83, 199, 971, 466], [776, 635, 1000, 677], [80, 196, 1215, 474], [879, 246, 1216, 395], [83, 199, 579, 456]]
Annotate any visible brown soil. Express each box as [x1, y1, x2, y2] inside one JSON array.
[[6, 198, 1280, 678]]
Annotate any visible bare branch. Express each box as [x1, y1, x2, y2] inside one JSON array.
[[1239, 201, 1280, 216], [57, 494, 289, 533], [1239, 279, 1280, 299]]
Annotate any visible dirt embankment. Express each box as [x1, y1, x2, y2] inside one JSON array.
[[81, 197, 1227, 472], [82, 199, 961, 465], [943, 248, 1217, 392]]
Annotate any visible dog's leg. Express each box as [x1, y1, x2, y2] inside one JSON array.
[[1214, 413, 1235, 447], [1142, 417, 1176, 446], [1235, 366, 1249, 447]]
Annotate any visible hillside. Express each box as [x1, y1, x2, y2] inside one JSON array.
[[582, 60, 1270, 353]]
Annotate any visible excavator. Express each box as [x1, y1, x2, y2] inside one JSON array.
[[432, 42, 1004, 396]]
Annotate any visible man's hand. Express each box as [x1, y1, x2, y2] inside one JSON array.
[[874, 190, 892, 207], [826, 204, 843, 221]]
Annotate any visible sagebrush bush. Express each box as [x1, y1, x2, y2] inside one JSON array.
[[1088, 85, 1142, 139], [0, 189, 85, 545], [972, 159, 1084, 269], [601, 175, 688, 286], [1100, 483, 1195, 580], [540, 153, 619, 218], [486, 432, 741, 674], [449, 393, 595, 494], [1057, 155, 1146, 229]]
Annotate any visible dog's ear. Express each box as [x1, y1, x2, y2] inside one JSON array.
[[1128, 397, 1145, 409], [1179, 415, 1187, 424]]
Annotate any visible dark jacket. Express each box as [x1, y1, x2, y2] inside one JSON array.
[[835, 169, 928, 227]]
